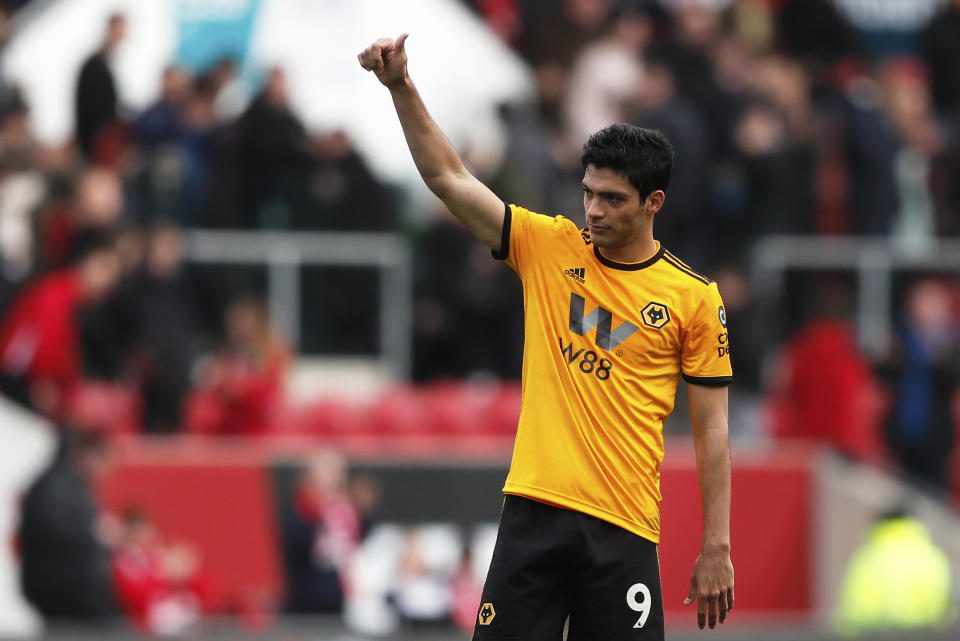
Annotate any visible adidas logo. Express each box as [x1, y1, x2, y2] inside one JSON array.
[[564, 267, 585, 284]]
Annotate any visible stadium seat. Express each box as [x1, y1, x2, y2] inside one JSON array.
[[369, 386, 429, 436]]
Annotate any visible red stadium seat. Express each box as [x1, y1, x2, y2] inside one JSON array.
[[369, 386, 428, 436], [68, 382, 141, 435], [303, 398, 372, 437]]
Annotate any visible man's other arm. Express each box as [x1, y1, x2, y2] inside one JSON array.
[[683, 383, 735, 630], [358, 34, 504, 251]]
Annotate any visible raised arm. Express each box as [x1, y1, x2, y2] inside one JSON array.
[[358, 34, 505, 251], [683, 383, 734, 630]]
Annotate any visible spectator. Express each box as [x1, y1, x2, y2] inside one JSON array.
[[835, 507, 954, 635], [492, 62, 579, 215], [111, 509, 210, 635], [878, 278, 960, 491], [207, 57, 248, 122], [0, 231, 121, 419], [774, 0, 860, 67], [304, 130, 399, 231], [281, 450, 362, 614], [562, 5, 650, 155], [880, 60, 944, 249], [132, 221, 205, 433], [174, 75, 219, 225], [769, 278, 883, 459], [133, 65, 192, 150], [630, 56, 713, 265], [728, 91, 816, 243], [185, 295, 289, 435], [236, 67, 312, 228], [131, 66, 205, 224], [471, 0, 521, 45], [839, 66, 900, 235], [41, 167, 124, 268], [650, 5, 727, 150], [520, 0, 612, 68], [77, 224, 143, 382], [18, 430, 118, 620], [388, 529, 453, 627], [449, 548, 483, 634], [74, 13, 126, 160], [921, 0, 960, 116], [0, 93, 45, 294], [348, 473, 382, 540], [413, 210, 522, 381]]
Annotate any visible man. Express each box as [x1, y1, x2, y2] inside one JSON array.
[[75, 13, 125, 158], [836, 507, 954, 634], [19, 430, 118, 620], [359, 34, 734, 640], [0, 231, 122, 419]]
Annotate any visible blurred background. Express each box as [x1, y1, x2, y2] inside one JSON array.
[[0, 0, 959, 639]]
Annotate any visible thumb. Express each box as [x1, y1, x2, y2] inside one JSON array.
[[396, 32, 409, 52], [683, 581, 696, 606]]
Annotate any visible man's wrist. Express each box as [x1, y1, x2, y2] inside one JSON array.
[[700, 540, 731, 555], [386, 74, 412, 93]]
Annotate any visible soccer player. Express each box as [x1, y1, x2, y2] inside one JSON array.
[[359, 34, 734, 640]]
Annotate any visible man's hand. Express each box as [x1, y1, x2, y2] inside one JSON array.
[[683, 547, 734, 629], [357, 33, 409, 89]]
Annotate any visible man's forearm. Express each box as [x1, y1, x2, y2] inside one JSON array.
[[360, 33, 503, 249], [389, 76, 467, 197], [693, 424, 731, 551]]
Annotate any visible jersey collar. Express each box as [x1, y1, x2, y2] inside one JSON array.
[[593, 242, 664, 271]]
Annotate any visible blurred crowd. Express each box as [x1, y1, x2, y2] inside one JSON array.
[[0, 0, 956, 460], [18, 431, 486, 636], [2, 0, 960, 629], [18, 431, 211, 635]]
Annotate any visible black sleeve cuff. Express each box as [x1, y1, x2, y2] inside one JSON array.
[[491, 202, 511, 261], [682, 373, 733, 387]]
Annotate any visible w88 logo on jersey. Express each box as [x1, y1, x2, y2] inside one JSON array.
[[559, 338, 613, 380]]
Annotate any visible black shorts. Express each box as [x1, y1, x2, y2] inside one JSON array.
[[473, 495, 664, 641]]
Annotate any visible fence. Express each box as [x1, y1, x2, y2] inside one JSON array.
[[186, 230, 413, 379], [751, 236, 960, 357]]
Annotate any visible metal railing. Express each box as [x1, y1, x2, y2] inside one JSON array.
[[185, 230, 413, 380], [751, 236, 960, 356]]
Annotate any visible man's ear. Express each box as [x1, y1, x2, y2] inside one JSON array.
[[645, 190, 666, 215]]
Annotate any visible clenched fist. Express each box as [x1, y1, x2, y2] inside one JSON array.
[[357, 33, 409, 89]]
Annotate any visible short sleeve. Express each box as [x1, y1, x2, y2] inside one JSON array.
[[681, 282, 733, 386], [493, 204, 572, 276]]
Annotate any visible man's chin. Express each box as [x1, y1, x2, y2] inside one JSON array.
[[590, 235, 617, 248]]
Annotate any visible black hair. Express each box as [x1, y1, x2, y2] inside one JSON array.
[[580, 124, 674, 201]]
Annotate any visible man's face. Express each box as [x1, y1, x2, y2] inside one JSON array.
[[582, 164, 648, 250]]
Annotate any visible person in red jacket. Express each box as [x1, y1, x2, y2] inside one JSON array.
[[186, 295, 290, 435], [0, 232, 121, 418], [770, 316, 883, 459], [111, 508, 211, 635]]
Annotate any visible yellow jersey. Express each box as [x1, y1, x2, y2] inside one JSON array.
[[495, 204, 732, 543]]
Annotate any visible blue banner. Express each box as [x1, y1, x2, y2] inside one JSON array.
[[176, 0, 262, 71]]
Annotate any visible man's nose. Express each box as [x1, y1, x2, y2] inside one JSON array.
[[585, 200, 603, 219]]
